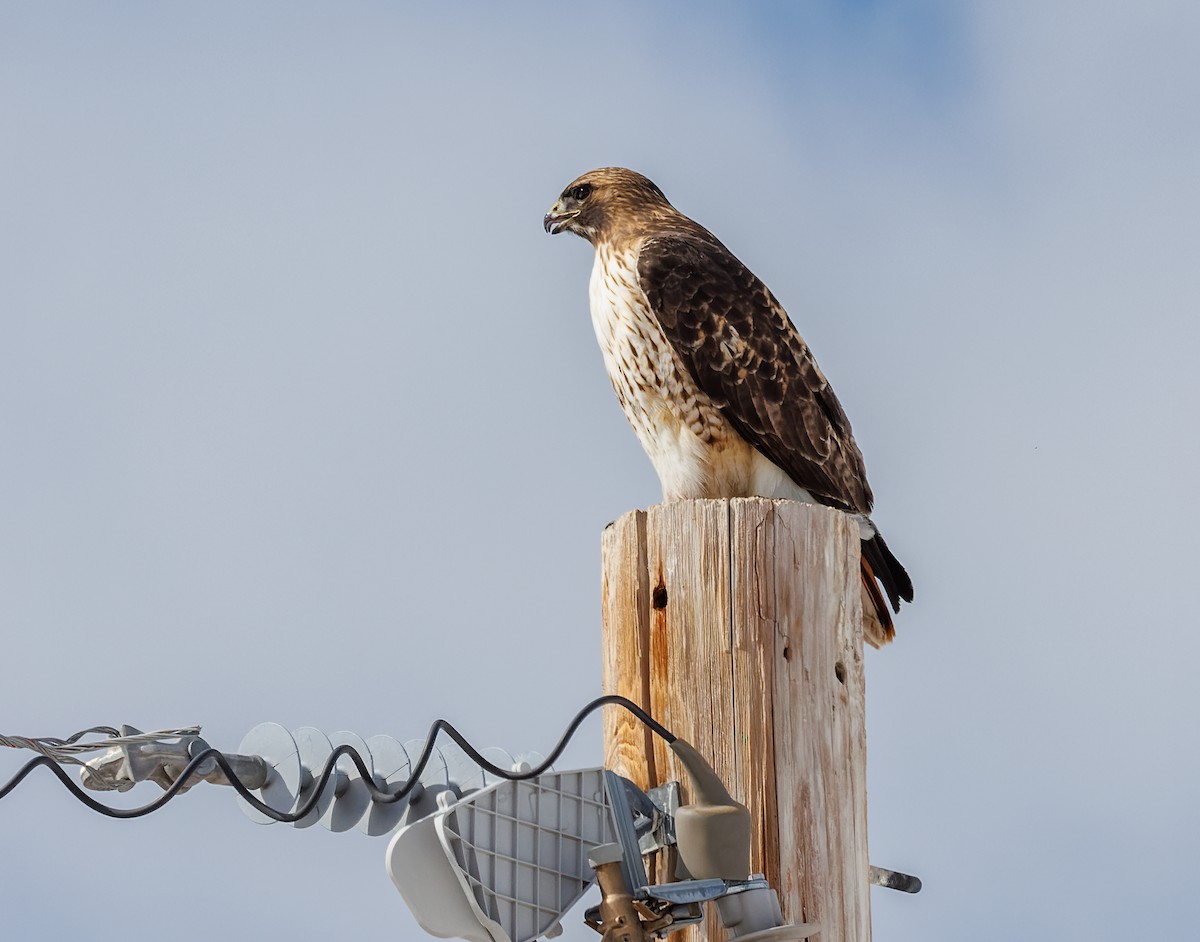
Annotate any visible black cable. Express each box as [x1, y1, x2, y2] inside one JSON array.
[[0, 695, 674, 823]]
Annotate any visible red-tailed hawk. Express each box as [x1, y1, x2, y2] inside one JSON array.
[[545, 167, 912, 646]]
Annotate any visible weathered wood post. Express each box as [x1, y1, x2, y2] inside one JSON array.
[[601, 498, 871, 942]]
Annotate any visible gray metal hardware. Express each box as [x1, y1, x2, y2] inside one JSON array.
[[80, 725, 268, 794], [75, 723, 917, 942]]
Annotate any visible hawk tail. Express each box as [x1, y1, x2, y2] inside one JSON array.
[[860, 532, 914, 648]]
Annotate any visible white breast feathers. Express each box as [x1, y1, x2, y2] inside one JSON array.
[[587, 243, 809, 502]]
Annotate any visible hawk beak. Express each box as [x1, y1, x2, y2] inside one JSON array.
[[543, 202, 580, 235]]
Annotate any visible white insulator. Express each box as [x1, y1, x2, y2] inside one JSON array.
[[358, 735, 413, 836], [237, 723, 303, 825], [319, 731, 373, 833], [290, 727, 334, 829]]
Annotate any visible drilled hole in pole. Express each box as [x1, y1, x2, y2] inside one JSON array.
[[652, 584, 668, 609]]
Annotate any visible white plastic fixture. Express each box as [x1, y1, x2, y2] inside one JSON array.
[[387, 767, 613, 942]]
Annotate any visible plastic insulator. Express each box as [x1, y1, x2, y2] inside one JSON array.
[[319, 731, 373, 833], [237, 723, 303, 825], [359, 735, 414, 836], [291, 727, 334, 829]]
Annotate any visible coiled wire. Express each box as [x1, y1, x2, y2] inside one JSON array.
[[0, 695, 674, 823]]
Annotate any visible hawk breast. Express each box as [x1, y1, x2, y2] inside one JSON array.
[[587, 243, 797, 500]]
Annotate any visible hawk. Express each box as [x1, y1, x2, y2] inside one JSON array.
[[544, 167, 913, 646]]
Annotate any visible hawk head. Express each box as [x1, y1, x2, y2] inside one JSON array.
[[544, 167, 673, 246]]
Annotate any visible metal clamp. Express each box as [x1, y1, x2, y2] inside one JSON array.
[[79, 725, 268, 794]]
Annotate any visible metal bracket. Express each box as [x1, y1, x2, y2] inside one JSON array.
[[639, 780, 680, 855], [79, 726, 268, 794], [869, 865, 923, 894], [74, 719, 919, 942]]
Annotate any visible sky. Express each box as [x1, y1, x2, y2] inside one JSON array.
[[2, 2, 1198, 940]]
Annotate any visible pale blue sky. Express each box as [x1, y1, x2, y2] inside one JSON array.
[[2, 3, 1198, 940]]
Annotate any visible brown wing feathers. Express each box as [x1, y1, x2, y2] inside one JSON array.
[[637, 234, 872, 514], [638, 232, 914, 626]]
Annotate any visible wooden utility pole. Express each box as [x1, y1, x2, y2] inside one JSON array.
[[601, 498, 871, 942]]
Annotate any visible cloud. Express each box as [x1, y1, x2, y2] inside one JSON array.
[[1, 4, 1197, 940]]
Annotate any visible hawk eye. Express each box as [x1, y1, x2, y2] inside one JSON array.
[[571, 184, 592, 201]]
